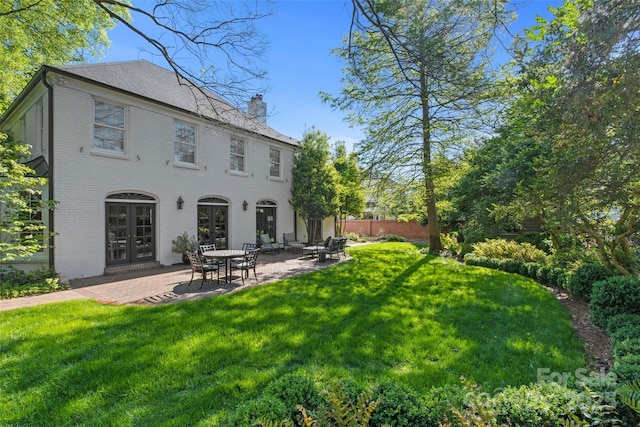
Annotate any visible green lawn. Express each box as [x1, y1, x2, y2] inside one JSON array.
[[0, 242, 586, 426]]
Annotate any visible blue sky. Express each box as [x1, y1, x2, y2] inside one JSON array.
[[101, 1, 559, 148]]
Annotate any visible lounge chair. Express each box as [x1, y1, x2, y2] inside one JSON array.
[[259, 233, 280, 253], [283, 232, 305, 253]]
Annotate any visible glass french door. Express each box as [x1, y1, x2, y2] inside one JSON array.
[[106, 203, 155, 265], [256, 200, 277, 242], [198, 204, 228, 249]]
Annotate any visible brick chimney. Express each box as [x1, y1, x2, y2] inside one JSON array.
[[248, 94, 267, 123]]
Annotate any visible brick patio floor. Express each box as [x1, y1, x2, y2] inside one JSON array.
[[0, 249, 349, 312]]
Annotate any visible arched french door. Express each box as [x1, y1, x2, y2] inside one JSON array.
[[256, 200, 277, 242], [105, 193, 156, 266], [198, 197, 229, 249]]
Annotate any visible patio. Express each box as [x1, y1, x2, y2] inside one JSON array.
[[0, 248, 350, 311]]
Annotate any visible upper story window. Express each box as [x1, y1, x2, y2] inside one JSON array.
[[230, 137, 245, 172], [269, 147, 281, 178], [174, 121, 196, 164], [93, 100, 125, 153]]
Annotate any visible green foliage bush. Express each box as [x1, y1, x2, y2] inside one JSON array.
[[566, 263, 614, 300], [515, 231, 553, 253], [522, 262, 544, 280], [0, 266, 66, 299], [462, 229, 486, 245], [370, 382, 464, 427], [614, 354, 640, 384], [497, 258, 525, 274], [262, 372, 322, 421], [472, 238, 549, 263], [228, 394, 290, 426], [227, 373, 321, 426], [369, 381, 430, 426], [614, 339, 640, 360], [590, 276, 640, 328], [236, 374, 635, 427], [491, 381, 582, 427], [384, 234, 405, 242], [439, 233, 461, 256], [606, 314, 640, 346]]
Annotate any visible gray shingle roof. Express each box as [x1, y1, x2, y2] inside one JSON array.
[[54, 60, 297, 146]]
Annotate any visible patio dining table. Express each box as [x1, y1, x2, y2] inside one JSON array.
[[202, 249, 245, 283]]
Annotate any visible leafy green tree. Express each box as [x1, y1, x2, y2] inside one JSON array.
[[0, 0, 118, 112], [511, 0, 640, 274], [291, 128, 339, 244], [0, 133, 56, 262], [332, 141, 365, 234], [0, 0, 270, 113], [323, 0, 511, 251]]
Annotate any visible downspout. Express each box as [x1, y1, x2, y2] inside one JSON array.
[[41, 70, 55, 270]]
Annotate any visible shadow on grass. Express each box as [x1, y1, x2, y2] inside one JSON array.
[[0, 242, 586, 425]]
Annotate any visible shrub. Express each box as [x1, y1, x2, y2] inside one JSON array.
[[227, 394, 290, 426], [440, 233, 461, 256], [262, 372, 322, 420], [614, 354, 640, 384], [522, 262, 543, 280], [614, 339, 640, 360], [472, 239, 549, 263], [227, 373, 321, 426], [566, 263, 614, 300], [548, 267, 570, 289], [0, 266, 66, 299], [497, 258, 525, 274], [369, 381, 431, 426], [515, 231, 553, 253], [536, 265, 553, 284], [385, 234, 405, 242], [463, 253, 497, 270], [590, 276, 640, 328], [606, 314, 640, 346], [462, 229, 486, 244], [491, 381, 582, 427]]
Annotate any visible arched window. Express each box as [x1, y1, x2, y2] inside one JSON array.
[[256, 200, 277, 242], [198, 197, 229, 249]]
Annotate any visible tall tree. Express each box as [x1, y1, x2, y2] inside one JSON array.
[[511, 0, 640, 274], [291, 128, 339, 243], [323, 0, 510, 251], [332, 141, 365, 235], [0, 0, 117, 111], [0, 0, 271, 113]]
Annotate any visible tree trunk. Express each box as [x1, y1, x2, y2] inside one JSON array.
[[421, 71, 441, 251]]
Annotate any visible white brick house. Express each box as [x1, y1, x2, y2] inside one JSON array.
[[1, 60, 330, 280]]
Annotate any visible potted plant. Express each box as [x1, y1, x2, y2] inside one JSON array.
[[172, 232, 198, 264]]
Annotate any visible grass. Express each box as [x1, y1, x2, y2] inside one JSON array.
[[0, 242, 586, 426]]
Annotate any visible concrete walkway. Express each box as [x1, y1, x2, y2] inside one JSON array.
[[0, 250, 348, 312]]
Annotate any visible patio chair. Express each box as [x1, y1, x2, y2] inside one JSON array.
[[283, 232, 305, 253], [338, 236, 347, 258], [259, 233, 280, 254], [199, 244, 225, 268], [230, 249, 259, 284], [242, 242, 258, 251], [186, 251, 220, 288]]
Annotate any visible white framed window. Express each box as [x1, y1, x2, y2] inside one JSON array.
[[93, 100, 125, 153], [230, 137, 245, 172], [269, 147, 281, 178], [174, 121, 196, 164]]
